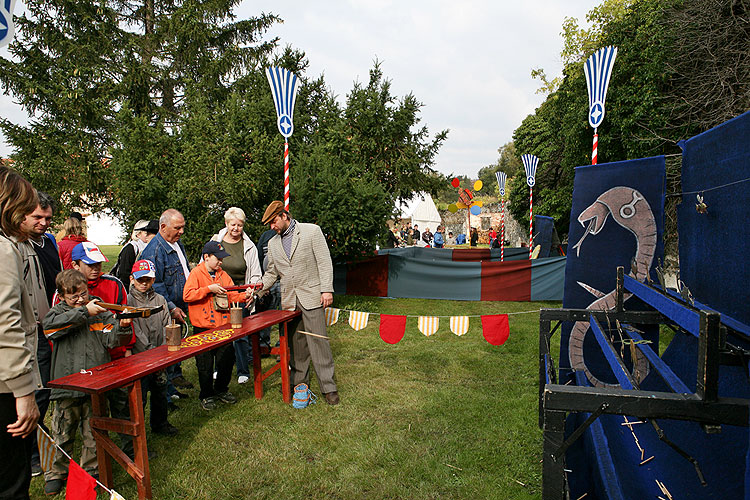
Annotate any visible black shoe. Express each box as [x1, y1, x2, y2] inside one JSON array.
[[153, 423, 178, 436], [31, 461, 42, 477], [126, 448, 158, 461], [173, 390, 190, 399], [171, 376, 194, 389], [44, 478, 63, 495], [167, 402, 179, 413]]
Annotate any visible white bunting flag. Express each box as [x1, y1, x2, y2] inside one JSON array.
[[110, 490, 127, 500], [325, 307, 340, 327], [36, 426, 56, 473], [348, 311, 370, 331], [450, 316, 469, 336], [418, 316, 439, 336]]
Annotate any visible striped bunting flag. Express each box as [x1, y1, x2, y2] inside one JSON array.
[[325, 307, 340, 327], [348, 311, 370, 331], [418, 316, 439, 337], [449, 316, 469, 336], [37, 426, 56, 473]]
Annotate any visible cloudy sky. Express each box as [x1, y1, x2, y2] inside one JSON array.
[[1, 0, 600, 179]]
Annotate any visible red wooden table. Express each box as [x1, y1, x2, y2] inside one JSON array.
[[47, 309, 300, 499]]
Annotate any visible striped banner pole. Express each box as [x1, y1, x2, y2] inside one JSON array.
[[521, 154, 538, 259], [592, 130, 598, 165], [266, 67, 300, 210], [529, 187, 533, 259], [500, 199, 505, 262], [283, 141, 290, 210]]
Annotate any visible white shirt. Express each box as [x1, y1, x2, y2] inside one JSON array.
[[168, 240, 190, 277]]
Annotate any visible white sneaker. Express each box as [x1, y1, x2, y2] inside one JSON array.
[[213, 371, 217, 380], [238, 375, 249, 384]]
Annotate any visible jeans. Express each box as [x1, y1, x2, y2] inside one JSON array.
[[30, 325, 51, 466], [194, 327, 235, 400]]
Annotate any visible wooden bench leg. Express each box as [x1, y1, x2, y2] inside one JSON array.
[[91, 393, 113, 489], [251, 333, 264, 400], [128, 382, 152, 500], [280, 320, 291, 404]]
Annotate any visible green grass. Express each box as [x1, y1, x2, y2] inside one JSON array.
[[98, 245, 122, 274], [30, 295, 558, 499]]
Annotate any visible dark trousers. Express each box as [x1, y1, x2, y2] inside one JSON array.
[[194, 327, 235, 400], [30, 326, 51, 465], [0, 393, 32, 499], [141, 371, 168, 431]]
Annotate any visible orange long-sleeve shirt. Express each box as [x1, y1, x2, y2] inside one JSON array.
[[183, 263, 244, 329]]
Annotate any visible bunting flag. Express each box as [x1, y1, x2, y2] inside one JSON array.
[[37, 426, 56, 473], [379, 314, 407, 344], [66, 459, 97, 500], [325, 307, 340, 326], [418, 316, 439, 337], [348, 311, 370, 331], [450, 316, 469, 336], [481, 314, 510, 346], [110, 491, 127, 500]]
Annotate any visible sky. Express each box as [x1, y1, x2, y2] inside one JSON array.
[[0, 0, 601, 179]]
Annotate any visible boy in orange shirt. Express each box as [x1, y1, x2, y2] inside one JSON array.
[[183, 241, 251, 410]]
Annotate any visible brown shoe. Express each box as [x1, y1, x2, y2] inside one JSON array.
[[324, 391, 340, 405], [171, 376, 194, 389]]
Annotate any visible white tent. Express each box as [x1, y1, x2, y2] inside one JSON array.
[[409, 193, 442, 234]]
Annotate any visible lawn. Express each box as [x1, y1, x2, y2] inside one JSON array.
[[31, 248, 558, 499]]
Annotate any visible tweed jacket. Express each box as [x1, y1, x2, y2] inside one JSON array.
[[260, 222, 333, 311]]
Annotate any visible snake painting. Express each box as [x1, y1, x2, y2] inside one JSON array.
[[568, 186, 657, 387]]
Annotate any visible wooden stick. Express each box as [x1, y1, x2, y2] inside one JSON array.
[[443, 463, 463, 471], [297, 330, 330, 340]]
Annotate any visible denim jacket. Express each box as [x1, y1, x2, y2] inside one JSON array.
[[140, 233, 189, 312]]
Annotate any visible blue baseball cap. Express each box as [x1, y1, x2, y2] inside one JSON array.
[[202, 241, 230, 259]]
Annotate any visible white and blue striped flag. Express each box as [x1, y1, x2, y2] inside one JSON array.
[[266, 67, 300, 138], [495, 171, 507, 197], [521, 154, 538, 188], [584, 46, 618, 129]]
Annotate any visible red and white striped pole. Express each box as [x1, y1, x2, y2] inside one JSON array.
[[592, 129, 598, 165], [501, 200, 507, 262], [283, 141, 290, 211], [529, 187, 533, 259]]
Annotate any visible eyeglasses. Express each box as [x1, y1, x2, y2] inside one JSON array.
[[64, 291, 88, 302]]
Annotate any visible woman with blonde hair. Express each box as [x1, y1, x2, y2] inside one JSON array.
[[208, 207, 262, 384], [57, 216, 89, 269], [0, 167, 41, 498]]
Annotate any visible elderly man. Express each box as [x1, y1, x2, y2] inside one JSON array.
[[259, 201, 339, 405], [140, 209, 193, 390], [18, 191, 61, 476]]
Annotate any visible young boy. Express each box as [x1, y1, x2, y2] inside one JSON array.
[[42, 270, 131, 496], [183, 241, 250, 410], [128, 259, 178, 438]]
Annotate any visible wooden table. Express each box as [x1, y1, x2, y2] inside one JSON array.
[[47, 309, 300, 499]]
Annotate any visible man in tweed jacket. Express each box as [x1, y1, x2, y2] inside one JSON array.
[[259, 201, 339, 405]]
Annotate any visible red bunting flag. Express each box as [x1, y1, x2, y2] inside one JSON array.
[[481, 314, 510, 346], [379, 314, 407, 344], [66, 459, 97, 500]]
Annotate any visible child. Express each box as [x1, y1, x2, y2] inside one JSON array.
[[128, 259, 178, 439], [183, 241, 250, 410], [42, 270, 131, 496]]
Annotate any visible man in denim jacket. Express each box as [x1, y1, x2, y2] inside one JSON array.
[[140, 209, 194, 390]]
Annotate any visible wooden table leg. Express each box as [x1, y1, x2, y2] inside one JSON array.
[[91, 393, 113, 488], [280, 320, 291, 403], [250, 332, 263, 400], [128, 382, 152, 500]]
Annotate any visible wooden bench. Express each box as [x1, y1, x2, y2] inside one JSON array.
[[47, 309, 300, 499]]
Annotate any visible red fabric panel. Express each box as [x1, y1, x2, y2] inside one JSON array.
[[480, 260, 531, 301], [66, 459, 97, 500], [452, 248, 491, 262], [346, 255, 389, 297], [379, 314, 407, 344], [481, 314, 510, 346]]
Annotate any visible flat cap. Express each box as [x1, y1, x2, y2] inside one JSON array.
[[262, 200, 285, 225]]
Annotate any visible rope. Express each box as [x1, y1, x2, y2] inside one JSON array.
[[666, 175, 750, 198], [330, 307, 543, 319]]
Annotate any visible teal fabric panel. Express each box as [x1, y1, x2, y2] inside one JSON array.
[[530, 256, 566, 301], [386, 254, 481, 301], [333, 263, 347, 294]]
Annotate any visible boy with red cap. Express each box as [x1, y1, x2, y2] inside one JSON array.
[[127, 259, 178, 439]]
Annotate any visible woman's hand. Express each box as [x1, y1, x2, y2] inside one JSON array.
[[207, 284, 226, 294]]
